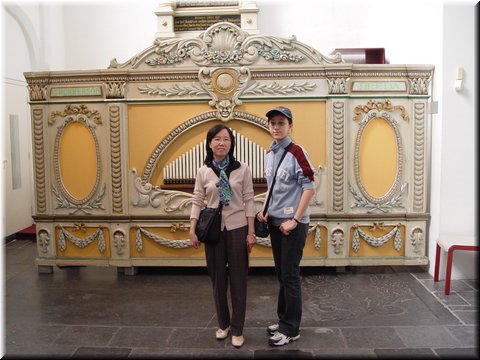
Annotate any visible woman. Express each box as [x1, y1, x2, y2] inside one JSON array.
[[189, 124, 256, 348], [257, 106, 315, 346]]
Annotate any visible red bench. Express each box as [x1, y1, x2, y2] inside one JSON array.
[[434, 235, 478, 295]]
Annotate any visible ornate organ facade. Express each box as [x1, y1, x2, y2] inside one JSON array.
[[25, 20, 433, 274]]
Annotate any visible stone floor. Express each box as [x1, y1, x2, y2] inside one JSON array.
[[3, 240, 478, 359]]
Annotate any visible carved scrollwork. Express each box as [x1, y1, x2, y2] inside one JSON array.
[[353, 99, 409, 122], [110, 22, 342, 69], [351, 103, 406, 210], [132, 168, 194, 212], [51, 105, 106, 214], [50, 104, 102, 126], [198, 67, 250, 121]]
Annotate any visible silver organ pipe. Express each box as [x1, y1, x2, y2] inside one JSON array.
[[163, 131, 266, 184]]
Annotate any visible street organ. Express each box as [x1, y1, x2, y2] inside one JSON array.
[[25, 3, 434, 274]]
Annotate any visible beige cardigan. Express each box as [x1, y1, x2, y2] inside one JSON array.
[[190, 162, 255, 231]]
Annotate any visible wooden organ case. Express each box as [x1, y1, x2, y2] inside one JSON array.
[[25, 21, 433, 274]]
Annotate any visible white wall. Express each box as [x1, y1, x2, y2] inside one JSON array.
[[2, 4, 40, 237], [1, 0, 476, 279], [435, 3, 477, 279]]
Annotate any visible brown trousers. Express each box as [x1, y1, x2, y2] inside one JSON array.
[[205, 225, 249, 336]]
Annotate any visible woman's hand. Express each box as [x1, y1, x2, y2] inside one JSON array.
[[279, 219, 298, 235], [189, 232, 201, 249], [246, 233, 256, 253], [257, 212, 268, 222]]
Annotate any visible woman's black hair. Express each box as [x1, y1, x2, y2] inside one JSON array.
[[204, 124, 235, 165]]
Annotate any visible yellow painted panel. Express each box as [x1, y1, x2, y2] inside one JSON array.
[[349, 225, 405, 257], [359, 117, 397, 198], [237, 101, 326, 170], [59, 122, 97, 199], [128, 101, 326, 186], [249, 242, 272, 258], [56, 227, 110, 258]]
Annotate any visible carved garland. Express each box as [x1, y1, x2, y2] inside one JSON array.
[[138, 80, 317, 97], [352, 224, 402, 252], [134, 224, 322, 251], [58, 226, 105, 253]]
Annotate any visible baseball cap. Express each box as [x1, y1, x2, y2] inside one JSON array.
[[266, 106, 293, 123]]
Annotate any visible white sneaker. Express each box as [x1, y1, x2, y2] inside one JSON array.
[[266, 323, 279, 335], [268, 331, 300, 346]]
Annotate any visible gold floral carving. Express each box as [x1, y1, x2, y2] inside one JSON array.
[[353, 99, 409, 122]]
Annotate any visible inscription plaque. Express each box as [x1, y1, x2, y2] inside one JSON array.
[[352, 81, 407, 92], [174, 15, 241, 32], [51, 87, 102, 97]]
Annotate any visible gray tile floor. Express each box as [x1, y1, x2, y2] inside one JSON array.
[[3, 239, 479, 359]]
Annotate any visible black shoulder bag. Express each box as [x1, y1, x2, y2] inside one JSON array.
[[254, 143, 293, 238], [195, 204, 223, 244]]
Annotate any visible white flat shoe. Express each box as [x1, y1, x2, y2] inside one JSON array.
[[232, 335, 244, 348], [215, 326, 230, 340]]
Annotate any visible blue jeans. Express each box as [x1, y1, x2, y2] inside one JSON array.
[[269, 220, 307, 337]]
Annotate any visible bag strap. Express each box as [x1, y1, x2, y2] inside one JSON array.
[[262, 142, 293, 216]]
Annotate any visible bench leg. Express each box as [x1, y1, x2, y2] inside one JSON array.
[[434, 243, 441, 282], [444, 247, 456, 295]]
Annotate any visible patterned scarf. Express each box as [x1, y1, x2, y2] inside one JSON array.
[[212, 157, 232, 206]]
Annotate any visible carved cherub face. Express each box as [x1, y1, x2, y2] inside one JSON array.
[[217, 99, 233, 120]]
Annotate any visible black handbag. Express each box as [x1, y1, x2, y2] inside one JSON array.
[[254, 214, 270, 238], [195, 205, 222, 244], [255, 143, 293, 238]]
